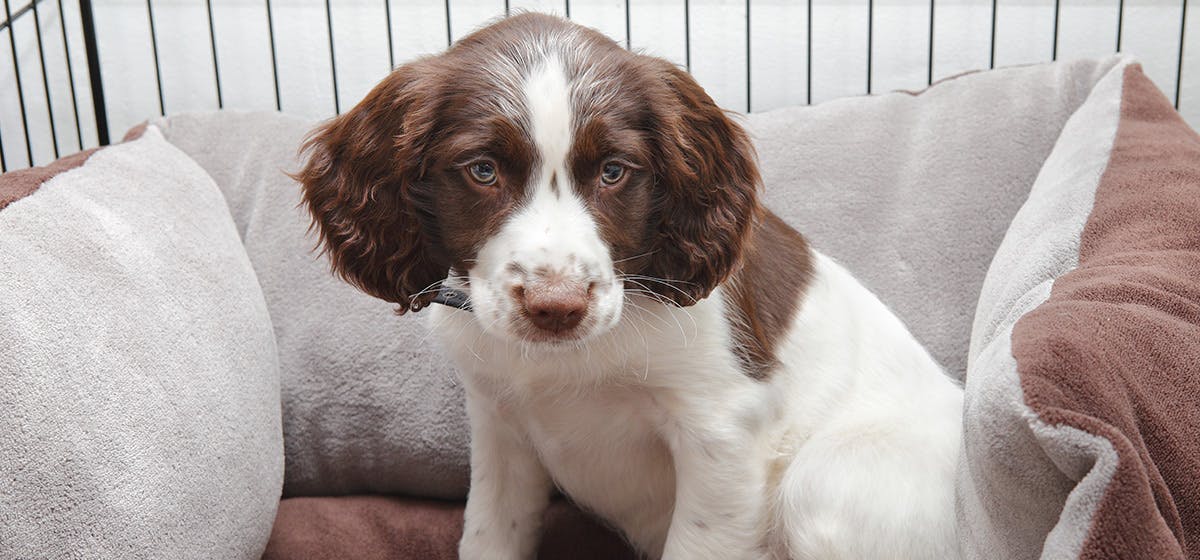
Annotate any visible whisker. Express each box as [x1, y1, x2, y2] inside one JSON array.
[[467, 314, 504, 362], [618, 273, 698, 287], [612, 249, 658, 265], [622, 280, 691, 339], [417, 290, 475, 343], [408, 278, 447, 300]]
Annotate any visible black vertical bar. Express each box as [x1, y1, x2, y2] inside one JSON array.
[[866, 0, 873, 94], [1051, 0, 1060, 60], [325, 0, 339, 113], [686, 0, 696, 72], [806, 0, 812, 104], [565, 0, 570, 18], [56, 0, 82, 150], [79, 0, 107, 145], [265, 0, 280, 111], [31, 0, 59, 158], [928, 0, 934, 85], [145, 0, 164, 115], [989, 0, 998, 69], [505, 0, 510, 17], [444, 0, 451, 45], [206, 0, 222, 108], [684, 0, 690, 72], [625, 0, 630, 50], [0, 64, 5, 168], [385, 0, 394, 69], [1116, 0, 1124, 52], [4, 0, 33, 164], [746, 0, 751, 112], [1178, 0, 1187, 109]]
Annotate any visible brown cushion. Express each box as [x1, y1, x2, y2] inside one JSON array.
[[959, 61, 1200, 558], [262, 496, 639, 560], [1010, 65, 1200, 558]]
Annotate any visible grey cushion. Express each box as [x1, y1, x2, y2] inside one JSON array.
[[0, 126, 282, 559], [157, 112, 470, 500], [747, 56, 1126, 379]]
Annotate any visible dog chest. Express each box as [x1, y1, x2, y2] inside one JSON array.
[[521, 386, 676, 548]]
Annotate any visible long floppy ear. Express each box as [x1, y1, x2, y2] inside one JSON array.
[[644, 60, 762, 306], [296, 61, 448, 314]]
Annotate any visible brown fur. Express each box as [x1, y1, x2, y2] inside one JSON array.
[[297, 13, 762, 316], [724, 211, 814, 379]]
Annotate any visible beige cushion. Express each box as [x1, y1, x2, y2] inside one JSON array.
[[0, 126, 282, 559]]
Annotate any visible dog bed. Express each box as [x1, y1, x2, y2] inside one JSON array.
[[1, 55, 1196, 559]]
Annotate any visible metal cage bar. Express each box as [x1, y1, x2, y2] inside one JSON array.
[[55, 0, 82, 151], [0, 0, 1195, 170], [867, 0, 874, 94], [205, 0, 222, 108], [145, 0, 164, 115], [927, 0, 935, 85], [265, 0, 280, 111], [1179, 0, 1189, 109], [30, 0, 58, 158], [79, 0, 107, 145], [325, 0, 338, 114], [4, 0, 33, 165]]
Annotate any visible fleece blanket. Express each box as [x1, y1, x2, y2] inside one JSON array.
[[960, 61, 1200, 559]]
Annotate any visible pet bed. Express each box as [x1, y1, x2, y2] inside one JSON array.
[[1, 55, 1196, 559]]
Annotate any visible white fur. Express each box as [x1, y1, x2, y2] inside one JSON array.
[[465, 55, 624, 346], [441, 55, 964, 560]]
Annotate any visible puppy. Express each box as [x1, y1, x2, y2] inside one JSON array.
[[298, 13, 963, 560]]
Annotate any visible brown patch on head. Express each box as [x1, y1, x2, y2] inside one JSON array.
[[555, 23, 762, 305], [633, 57, 763, 306], [297, 16, 554, 313], [723, 211, 814, 379]]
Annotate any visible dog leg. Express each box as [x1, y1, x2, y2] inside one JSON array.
[[459, 389, 553, 560], [658, 401, 770, 560]]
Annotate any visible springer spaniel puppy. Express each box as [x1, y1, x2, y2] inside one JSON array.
[[299, 13, 963, 560]]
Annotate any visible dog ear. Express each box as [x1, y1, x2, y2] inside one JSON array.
[[642, 59, 762, 306], [296, 60, 448, 314]]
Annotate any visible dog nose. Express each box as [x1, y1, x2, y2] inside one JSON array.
[[521, 280, 590, 333]]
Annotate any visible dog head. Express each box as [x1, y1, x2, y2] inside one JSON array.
[[298, 13, 760, 345]]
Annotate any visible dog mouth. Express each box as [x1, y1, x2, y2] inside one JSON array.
[[512, 320, 591, 345]]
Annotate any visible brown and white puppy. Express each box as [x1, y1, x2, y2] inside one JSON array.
[[299, 13, 963, 560]]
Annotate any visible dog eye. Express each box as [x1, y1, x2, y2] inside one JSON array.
[[600, 162, 626, 186], [467, 161, 498, 186]]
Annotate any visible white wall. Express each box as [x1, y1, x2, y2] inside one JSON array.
[[1, 0, 1195, 170]]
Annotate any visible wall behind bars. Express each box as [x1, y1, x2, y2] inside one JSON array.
[[0, 0, 1195, 170]]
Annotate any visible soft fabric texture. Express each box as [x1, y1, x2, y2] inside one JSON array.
[[155, 112, 471, 500], [262, 496, 637, 560], [0, 126, 282, 559], [747, 57, 1126, 379], [961, 60, 1200, 559]]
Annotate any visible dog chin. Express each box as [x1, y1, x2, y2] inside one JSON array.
[[507, 321, 601, 348]]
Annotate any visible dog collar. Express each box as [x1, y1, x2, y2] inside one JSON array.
[[431, 284, 472, 312]]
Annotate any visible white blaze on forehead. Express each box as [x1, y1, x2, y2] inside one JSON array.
[[471, 52, 609, 280], [524, 55, 574, 188]]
